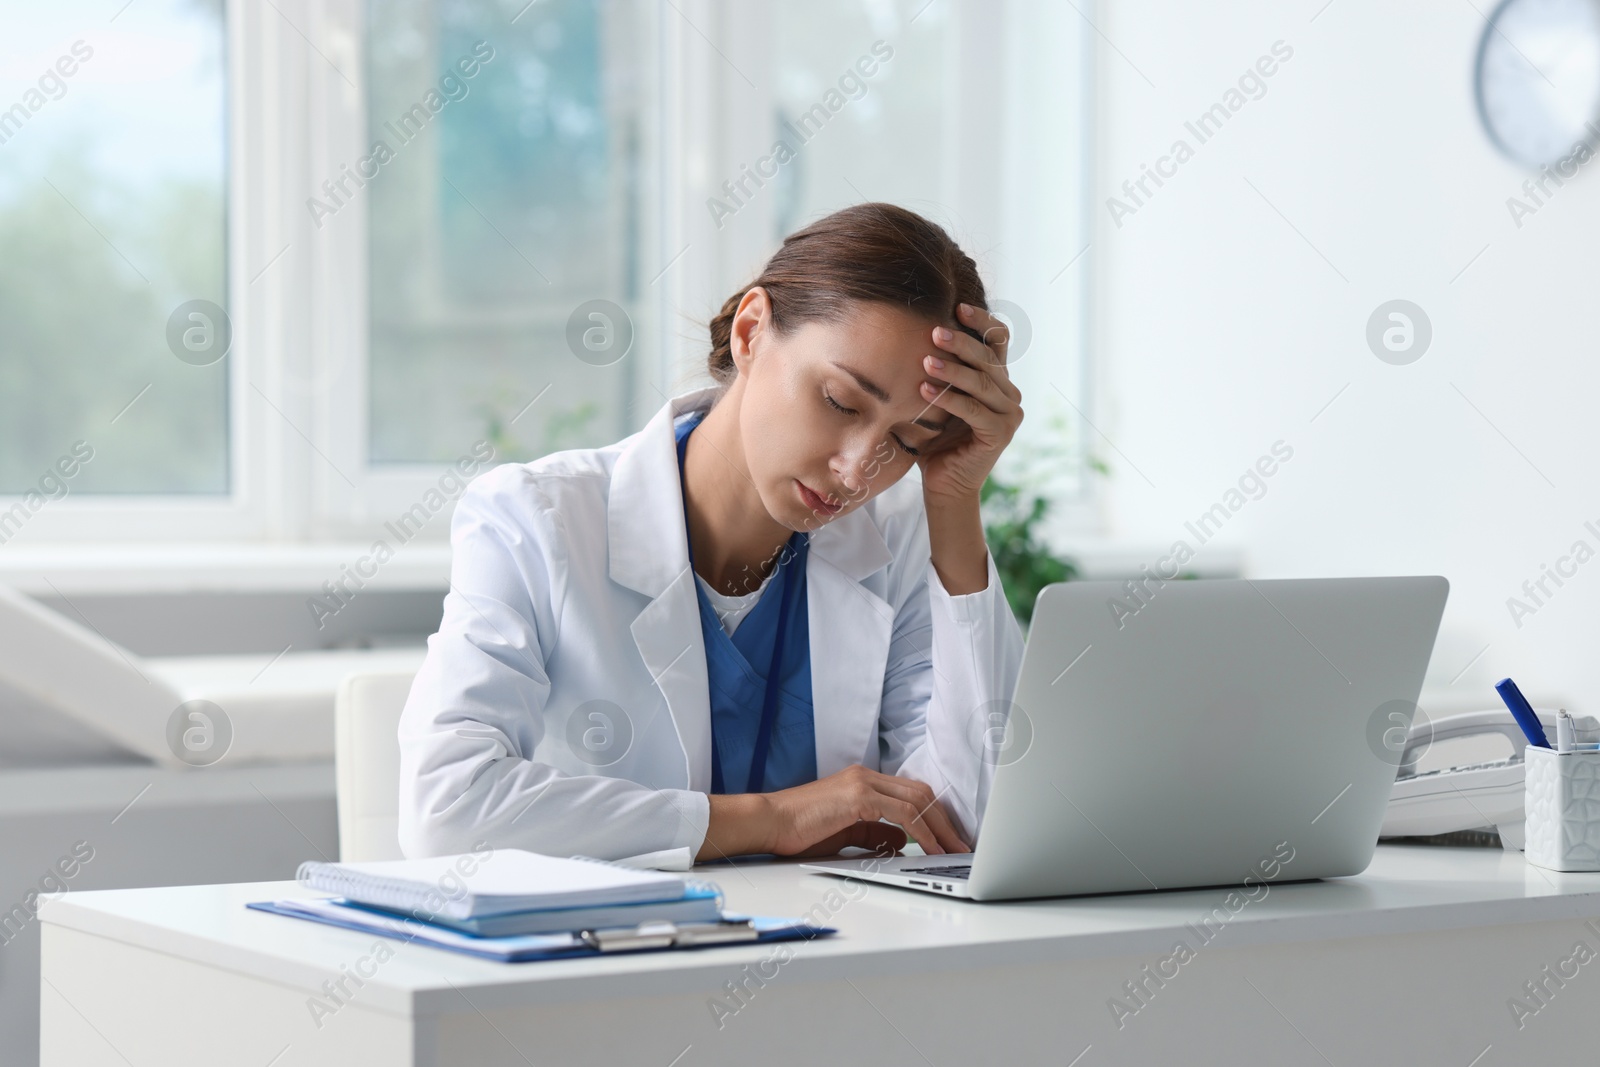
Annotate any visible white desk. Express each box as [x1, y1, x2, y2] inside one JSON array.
[[39, 845, 1600, 1066]]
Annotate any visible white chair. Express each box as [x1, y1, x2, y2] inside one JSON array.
[[334, 670, 417, 861]]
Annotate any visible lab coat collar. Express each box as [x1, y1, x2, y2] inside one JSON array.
[[607, 386, 894, 598], [607, 386, 711, 600]]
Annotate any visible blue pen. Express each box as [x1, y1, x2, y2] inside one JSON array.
[[1496, 677, 1550, 749]]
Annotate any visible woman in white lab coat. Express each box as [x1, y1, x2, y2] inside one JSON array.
[[398, 202, 1027, 868]]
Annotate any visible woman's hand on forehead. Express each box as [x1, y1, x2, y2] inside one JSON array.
[[913, 302, 1024, 501]]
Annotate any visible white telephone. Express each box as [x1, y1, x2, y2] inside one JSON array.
[[1380, 707, 1593, 850]]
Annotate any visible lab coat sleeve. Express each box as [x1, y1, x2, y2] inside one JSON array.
[[397, 468, 710, 863], [876, 520, 1026, 847]]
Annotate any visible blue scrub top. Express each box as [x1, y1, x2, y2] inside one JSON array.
[[675, 410, 817, 794]]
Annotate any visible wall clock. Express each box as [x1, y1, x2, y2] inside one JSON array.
[[1475, 0, 1600, 166]]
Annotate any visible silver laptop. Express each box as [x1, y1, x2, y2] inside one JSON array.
[[802, 576, 1449, 901]]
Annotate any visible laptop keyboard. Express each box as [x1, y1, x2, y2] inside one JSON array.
[[899, 864, 972, 880]]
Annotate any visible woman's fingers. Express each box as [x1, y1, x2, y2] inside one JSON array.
[[934, 319, 1017, 406], [930, 325, 1000, 387], [959, 301, 1011, 366], [920, 380, 1001, 438], [864, 772, 971, 854], [764, 768, 972, 857], [879, 796, 946, 855], [919, 804, 971, 855], [923, 353, 1018, 415]]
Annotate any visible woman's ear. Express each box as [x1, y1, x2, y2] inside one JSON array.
[[729, 287, 772, 376]]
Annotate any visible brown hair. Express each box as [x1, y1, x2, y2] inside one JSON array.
[[706, 203, 989, 404]]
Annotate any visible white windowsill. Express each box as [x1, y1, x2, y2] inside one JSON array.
[[0, 542, 456, 595]]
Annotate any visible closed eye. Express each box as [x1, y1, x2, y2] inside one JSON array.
[[823, 391, 857, 416], [825, 390, 920, 457]]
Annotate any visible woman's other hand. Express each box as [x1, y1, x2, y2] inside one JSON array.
[[697, 765, 970, 861]]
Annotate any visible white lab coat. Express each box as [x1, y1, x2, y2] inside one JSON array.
[[398, 385, 1025, 868]]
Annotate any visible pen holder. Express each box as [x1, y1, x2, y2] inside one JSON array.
[[1524, 746, 1600, 872]]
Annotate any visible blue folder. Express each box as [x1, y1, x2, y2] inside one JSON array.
[[247, 897, 834, 962]]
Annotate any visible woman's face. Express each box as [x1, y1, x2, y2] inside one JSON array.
[[729, 289, 968, 532]]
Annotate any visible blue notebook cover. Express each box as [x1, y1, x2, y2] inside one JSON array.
[[247, 897, 835, 962]]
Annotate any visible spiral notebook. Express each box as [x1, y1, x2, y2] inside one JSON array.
[[296, 850, 696, 921]]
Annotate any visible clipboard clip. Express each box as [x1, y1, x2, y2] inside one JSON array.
[[580, 919, 758, 952]]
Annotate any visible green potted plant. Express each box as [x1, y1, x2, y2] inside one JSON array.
[[980, 473, 1078, 626], [979, 416, 1097, 626]]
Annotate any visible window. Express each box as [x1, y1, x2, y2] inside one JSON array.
[[364, 0, 654, 466], [0, 0, 228, 498], [1, 0, 1092, 545]]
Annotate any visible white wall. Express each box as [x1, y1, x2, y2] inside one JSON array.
[[1091, 0, 1599, 709]]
